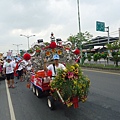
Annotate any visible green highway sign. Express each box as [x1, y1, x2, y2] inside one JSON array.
[[96, 21, 105, 32]]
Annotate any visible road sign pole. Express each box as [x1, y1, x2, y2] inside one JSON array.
[[106, 26, 110, 44], [106, 26, 111, 62]]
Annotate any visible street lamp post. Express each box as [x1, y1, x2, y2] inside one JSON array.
[[77, 0, 81, 34], [13, 44, 22, 55], [77, 0, 82, 64], [20, 34, 35, 50]]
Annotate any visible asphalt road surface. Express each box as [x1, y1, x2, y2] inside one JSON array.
[[0, 70, 120, 120]]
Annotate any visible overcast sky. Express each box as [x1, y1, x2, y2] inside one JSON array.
[[0, 0, 120, 56]]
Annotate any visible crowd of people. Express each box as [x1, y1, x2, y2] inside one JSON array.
[[0, 55, 32, 88], [0, 53, 67, 88]]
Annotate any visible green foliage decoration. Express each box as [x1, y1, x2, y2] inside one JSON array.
[[50, 63, 90, 106]]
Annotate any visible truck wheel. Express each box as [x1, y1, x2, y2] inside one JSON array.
[[32, 85, 36, 94], [36, 88, 43, 98], [47, 96, 55, 110]]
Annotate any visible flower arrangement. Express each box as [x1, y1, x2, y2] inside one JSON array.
[[57, 49, 62, 55], [23, 53, 31, 61], [50, 63, 90, 107], [45, 51, 51, 56]]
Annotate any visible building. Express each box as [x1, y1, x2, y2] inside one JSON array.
[[83, 36, 119, 49]]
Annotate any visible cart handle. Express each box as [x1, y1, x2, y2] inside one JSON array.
[[56, 90, 65, 104]]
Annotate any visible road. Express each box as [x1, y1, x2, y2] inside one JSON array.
[[0, 70, 120, 120]]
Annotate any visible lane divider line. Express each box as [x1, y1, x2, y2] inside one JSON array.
[[5, 80, 16, 120]]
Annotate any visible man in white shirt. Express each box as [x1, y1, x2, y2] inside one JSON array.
[[16, 57, 28, 82], [3, 56, 15, 88], [25, 60, 32, 82], [44, 54, 66, 79]]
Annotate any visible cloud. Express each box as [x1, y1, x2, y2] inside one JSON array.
[[0, 0, 120, 55]]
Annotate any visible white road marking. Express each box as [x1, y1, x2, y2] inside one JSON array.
[[5, 80, 16, 120], [82, 68, 120, 75]]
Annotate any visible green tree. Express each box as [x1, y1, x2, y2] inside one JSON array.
[[106, 40, 120, 67], [101, 52, 108, 66], [67, 31, 93, 64], [87, 53, 92, 64], [93, 53, 99, 63], [44, 42, 50, 46], [20, 50, 25, 57], [75, 31, 93, 48], [67, 35, 76, 46]]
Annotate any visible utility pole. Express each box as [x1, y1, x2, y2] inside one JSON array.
[[119, 28, 120, 43], [20, 34, 35, 50], [13, 44, 22, 55]]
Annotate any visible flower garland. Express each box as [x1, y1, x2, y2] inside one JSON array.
[[50, 63, 90, 107]]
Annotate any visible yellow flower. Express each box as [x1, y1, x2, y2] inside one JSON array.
[[64, 68, 68, 72], [78, 84, 82, 89], [74, 63, 79, 68], [62, 73, 66, 78], [71, 66, 75, 71], [83, 84, 86, 88], [66, 102, 73, 107], [82, 99, 85, 103], [73, 80, 77, 85], [74, 68, 78, 74]]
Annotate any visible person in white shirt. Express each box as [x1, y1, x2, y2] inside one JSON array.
[[16, 57, 28, 82], [26, 60, 32, 82], [26, 60, 32, 71], [44, 54, 66, 79], [3, 56, 15, 88]]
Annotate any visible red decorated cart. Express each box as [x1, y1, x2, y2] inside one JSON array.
[[27, 33, 90, 110]]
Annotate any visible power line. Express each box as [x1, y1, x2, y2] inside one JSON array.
[[110, 30, 118, 34]]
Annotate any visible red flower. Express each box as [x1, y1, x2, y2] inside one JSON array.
[[74, 49, 80, 55], [23, 53, 31, 61], [36, 50, 41, 53], [67, 72, 74, 79]]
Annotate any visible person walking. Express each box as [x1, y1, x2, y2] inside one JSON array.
[[0, 60, 3, 76], [15, 57, 24, 82], [26, 60, 32, 81], [0, 60, 3, 83], [3, 56, 15, 88]]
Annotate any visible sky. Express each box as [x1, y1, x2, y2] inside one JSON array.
[[0, 0, 120, 56]]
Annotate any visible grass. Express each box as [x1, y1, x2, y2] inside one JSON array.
[[81, 63, 120, 70]]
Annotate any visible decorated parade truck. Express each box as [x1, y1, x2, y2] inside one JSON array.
[[25, 33, 90, 110]]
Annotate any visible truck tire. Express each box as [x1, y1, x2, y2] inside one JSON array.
[[47, 96, 55, 110], [32, 84, 36, 94], [36, 88, 43, 98]]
